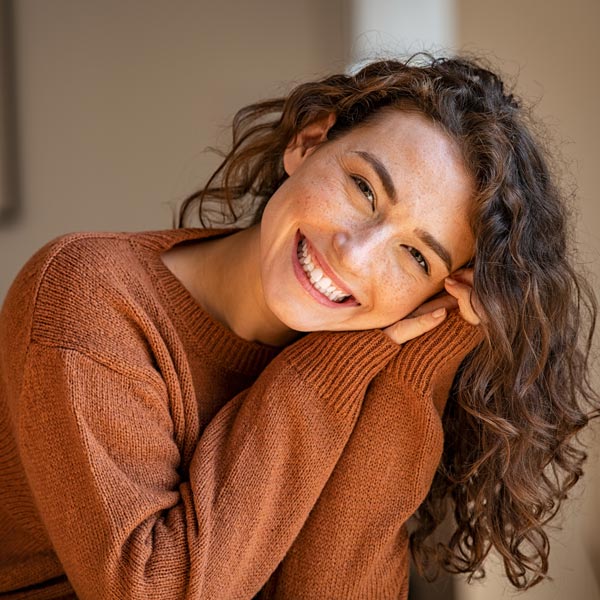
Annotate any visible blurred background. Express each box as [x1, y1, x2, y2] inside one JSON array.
[[0, 1, 598, 598]]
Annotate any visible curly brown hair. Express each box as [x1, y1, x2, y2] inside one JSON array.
[[177, 54, 598, 590]]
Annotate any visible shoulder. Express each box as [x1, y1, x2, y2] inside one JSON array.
[[9, 231, 138, 300], [4, 231, 178, 367], [15, 228, 213, 289], [29, 231, 145, 323]]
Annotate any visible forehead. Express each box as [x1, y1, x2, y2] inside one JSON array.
[[338, 109, 473, 205], [345, 109, 462, 164]]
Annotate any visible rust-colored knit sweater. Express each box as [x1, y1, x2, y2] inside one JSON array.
[[0, 229, 480, 599]]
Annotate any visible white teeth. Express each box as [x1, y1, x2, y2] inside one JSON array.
[[297, 238, 351, 303], [311, 268, 323, 283]]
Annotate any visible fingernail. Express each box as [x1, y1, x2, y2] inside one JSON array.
[[445, 277, 457, 285], [432, 308, 446, 318]]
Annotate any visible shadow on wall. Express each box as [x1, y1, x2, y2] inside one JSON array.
[[0, 0, 21, 227]]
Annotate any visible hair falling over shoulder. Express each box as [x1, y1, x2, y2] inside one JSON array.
[[178, 54, 599, 589]]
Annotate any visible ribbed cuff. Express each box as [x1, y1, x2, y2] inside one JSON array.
[[398, 310, 483, 397], [283, 329, 399, 415]]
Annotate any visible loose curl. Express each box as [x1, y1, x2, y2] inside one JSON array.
[[178, 55, 598, 589]]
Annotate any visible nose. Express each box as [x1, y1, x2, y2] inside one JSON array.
[[332, 226, 389, 275]]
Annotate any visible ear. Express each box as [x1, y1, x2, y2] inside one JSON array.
[[283, 112, 336, 176]]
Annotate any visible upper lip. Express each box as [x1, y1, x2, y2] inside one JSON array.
[[301, 234, 355, 298]]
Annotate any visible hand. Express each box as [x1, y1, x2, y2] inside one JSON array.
[[443, 268, 481, 326], [383, 268, 481, 346]]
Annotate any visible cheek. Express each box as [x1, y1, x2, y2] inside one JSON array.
[[292, 160, 353, 210], [373, 272, 424, 317], [268, 155, 364, 225], [298, 182, 348, 223], [374, 262, 446, 319]]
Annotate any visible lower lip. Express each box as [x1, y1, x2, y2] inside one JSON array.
[[292, 232, 358, 308]]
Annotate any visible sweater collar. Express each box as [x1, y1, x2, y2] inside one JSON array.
[[132, 228, 282, 377]]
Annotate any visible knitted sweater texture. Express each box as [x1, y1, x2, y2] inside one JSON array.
[[0, 229, 481, 599]]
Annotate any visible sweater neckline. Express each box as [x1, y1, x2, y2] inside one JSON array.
[[134, 228, 281, 377]]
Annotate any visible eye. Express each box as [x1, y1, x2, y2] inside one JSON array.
[[405, 246, 430, 274], [351, 175, 375, 208]]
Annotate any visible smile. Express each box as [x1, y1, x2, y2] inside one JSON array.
[[297, 238, 350, 301], [293, 233, 358, 307]]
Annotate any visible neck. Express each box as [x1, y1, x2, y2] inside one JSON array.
[[194, 226, 300, 347]]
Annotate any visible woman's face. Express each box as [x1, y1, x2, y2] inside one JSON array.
[[259, 109, 475, 333]]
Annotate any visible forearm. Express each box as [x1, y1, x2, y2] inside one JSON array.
[[258, 312, 482, 599], [19, 331, 398, 599]]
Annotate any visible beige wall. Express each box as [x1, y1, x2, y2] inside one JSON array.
[[0, 0, 349, 300], [456, 1, 600, 598]]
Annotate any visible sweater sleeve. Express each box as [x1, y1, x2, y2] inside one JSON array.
[[257, 311, 482, 600], [17, 328, 399, 600]]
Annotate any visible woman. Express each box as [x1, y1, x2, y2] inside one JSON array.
[[0, 55, 596, 599]]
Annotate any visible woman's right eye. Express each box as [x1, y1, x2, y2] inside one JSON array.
[[405, 246, 430, 275], [351, 175, 375, 208]]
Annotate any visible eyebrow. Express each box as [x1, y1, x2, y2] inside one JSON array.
[[352, 149, 455, 273], [415, 228, 453, 273], [352, 150, 397, 203]]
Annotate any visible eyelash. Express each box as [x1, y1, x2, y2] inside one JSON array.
[[351, 175, 375, 208], [405, 246, 429, 274]]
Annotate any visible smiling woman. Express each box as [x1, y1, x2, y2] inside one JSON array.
[[0, 55, 597, 599], [256, 109, 475, 339]]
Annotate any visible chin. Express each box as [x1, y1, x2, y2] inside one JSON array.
[[273, 311, 320, 334], [265, 301, 322, 334]]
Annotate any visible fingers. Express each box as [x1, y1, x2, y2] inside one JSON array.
[[383, 307, 447, 346], [444, 269, 481, 325], [383, 266, 481, 347], [452, 267, 474, 286], [408, 293, 458, 318]]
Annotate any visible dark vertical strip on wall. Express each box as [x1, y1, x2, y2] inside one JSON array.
[[0, 0, 21, 226]]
